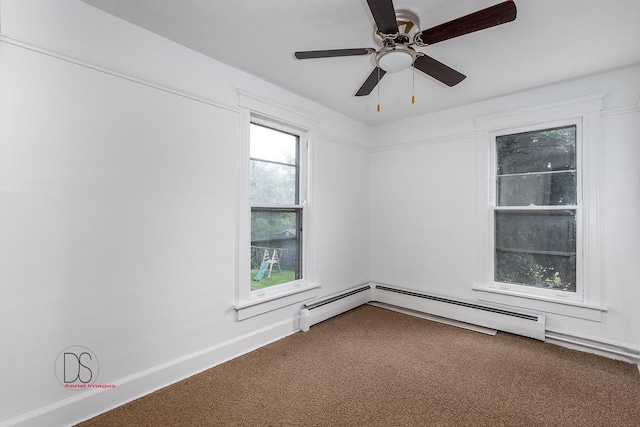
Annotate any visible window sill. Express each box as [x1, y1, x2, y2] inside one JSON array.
[[234, 283, 321, 321], [472, 286, 607, 321]]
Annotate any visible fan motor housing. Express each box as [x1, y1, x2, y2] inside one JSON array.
[[374, 10, 421, 43]]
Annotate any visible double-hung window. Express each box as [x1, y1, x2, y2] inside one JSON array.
[[493, 126, 578, 294], [249, 122, 303, 291], [474, 95, 606, 320]]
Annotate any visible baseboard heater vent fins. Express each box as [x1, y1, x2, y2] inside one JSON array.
[[373, 284, 546, 341], [375, 285, 538, 321], [299, 284, 372, 332]]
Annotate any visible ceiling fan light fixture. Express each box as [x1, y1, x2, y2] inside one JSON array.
[[294, 1, 517, 97], [376, 47, 414, 73]]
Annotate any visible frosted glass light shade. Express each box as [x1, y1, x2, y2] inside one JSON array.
[[378, 50, 413, 73]]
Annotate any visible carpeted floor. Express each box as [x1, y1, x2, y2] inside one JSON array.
[[78, 305, 640, 426]]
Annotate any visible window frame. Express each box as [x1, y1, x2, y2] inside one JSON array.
[[474, 95, 607, 321], [249, 119, 306, 292], [489, 121, 582, 300], [234, 94, 320, 321]]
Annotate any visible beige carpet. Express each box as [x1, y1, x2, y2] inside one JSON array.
[[78, 305, 640, 426]]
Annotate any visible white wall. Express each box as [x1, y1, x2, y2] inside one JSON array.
[[0, 1, 370, 425], [370, 66, 640, 350]]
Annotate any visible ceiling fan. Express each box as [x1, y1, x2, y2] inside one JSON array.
[[294, 0, 517, 97]]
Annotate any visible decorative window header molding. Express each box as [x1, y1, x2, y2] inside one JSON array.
[[474, 94, 604, 131], [237, 90, 322, 131]]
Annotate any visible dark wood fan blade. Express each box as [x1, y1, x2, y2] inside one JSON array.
[[412, 55, 466, 87], [294, 48, 375, 59], [355, 67, 386, 96], [366, 0, 399, 34], [417, 0, 516, 45]]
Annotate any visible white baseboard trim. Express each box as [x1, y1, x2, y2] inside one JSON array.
[[545, 328, 640, 366], [1, 317, 299, 427]]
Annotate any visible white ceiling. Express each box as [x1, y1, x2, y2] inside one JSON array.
[[80, 0, 640, 125]]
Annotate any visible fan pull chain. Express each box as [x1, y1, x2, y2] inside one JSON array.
[[411, 65, 416, 104], [377, 67, 381, 112]]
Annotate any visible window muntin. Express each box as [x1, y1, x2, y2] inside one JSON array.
[[249, 123, 303, 291], [493, 125, 578, 293]]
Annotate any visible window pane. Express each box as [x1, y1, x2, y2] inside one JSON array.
[[497, 171, 576, 206], [495, 210, 576, 292], [495, 251, 576, 292], [495, 210, 576, 253], [250, 123, 297, 165], [497, 126, 576, 175], [250, 209, 301, 290], [250, 160, 297, 205]]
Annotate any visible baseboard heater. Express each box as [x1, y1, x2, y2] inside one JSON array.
[[299, 284, 372, 332], [373, 284, 546, 341]]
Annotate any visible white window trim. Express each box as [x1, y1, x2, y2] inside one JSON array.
[[474, 94, 607, 321], [234, 92, 321, 321]]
